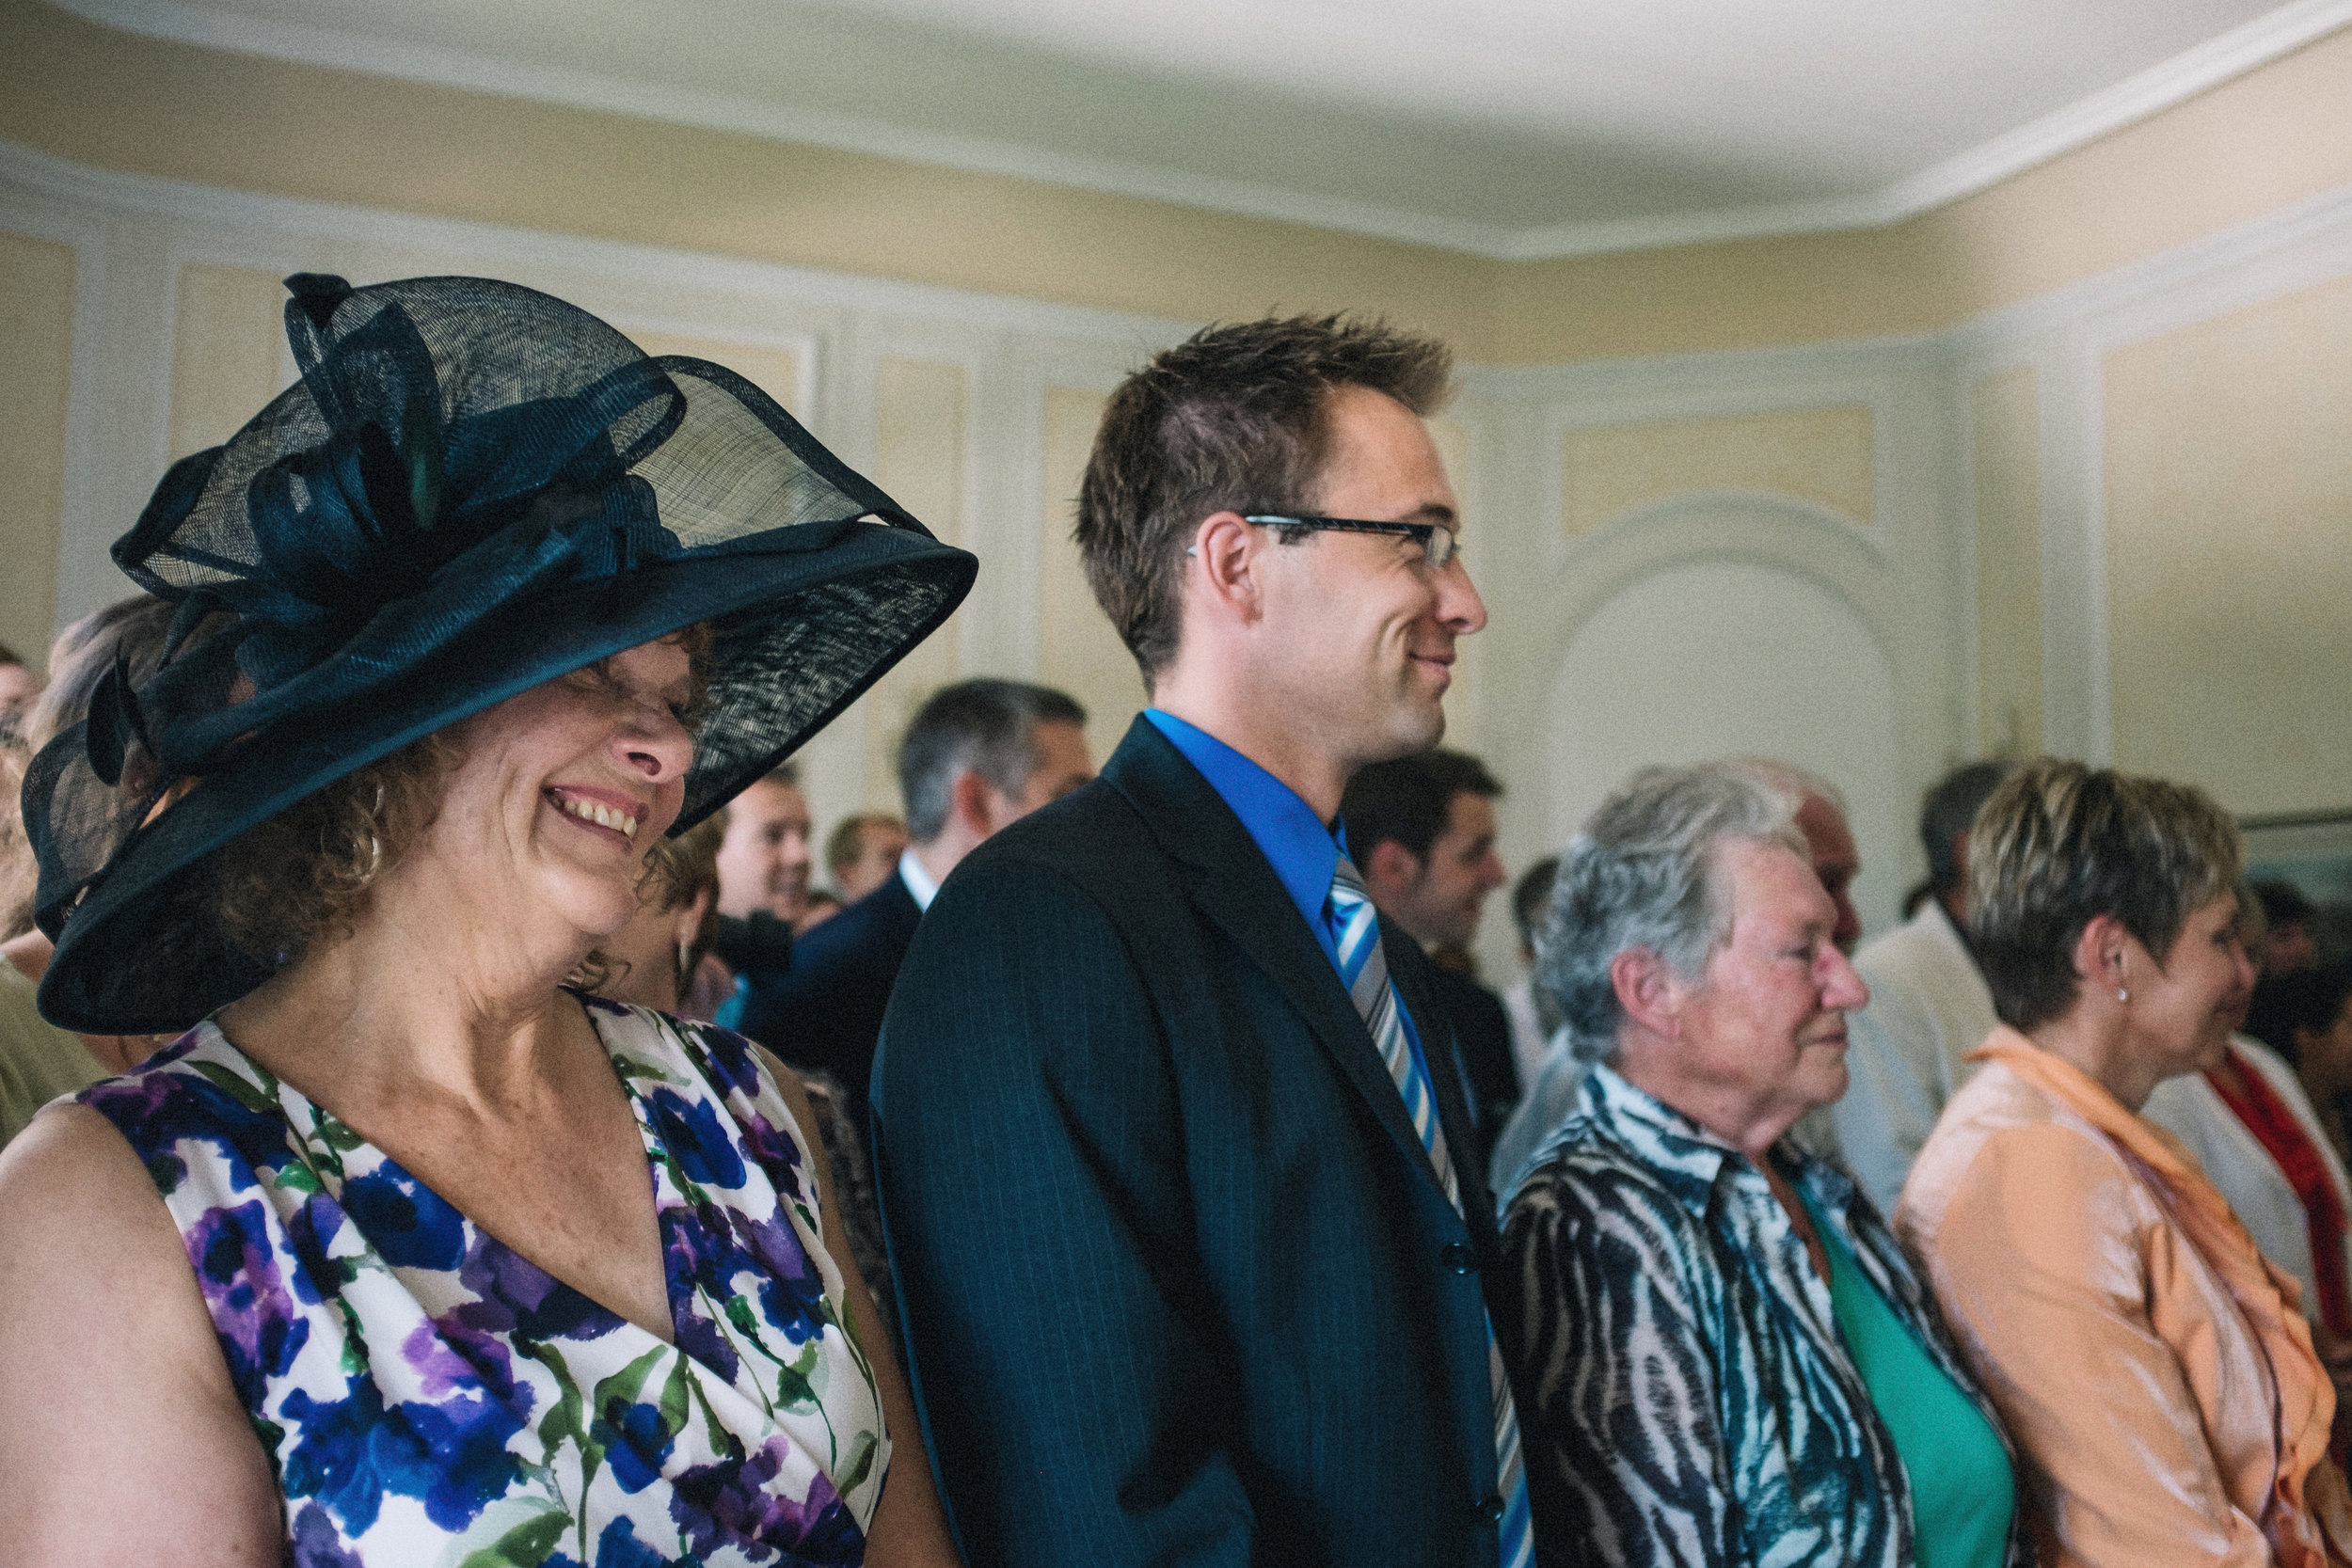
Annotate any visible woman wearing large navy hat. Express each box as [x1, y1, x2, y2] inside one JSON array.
[[0, 274, 973, 1564]]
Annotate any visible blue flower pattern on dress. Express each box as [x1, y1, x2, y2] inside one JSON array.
[[78, 999, 885, 1564]]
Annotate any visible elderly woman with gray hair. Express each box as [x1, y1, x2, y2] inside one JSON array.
[[1501, 762, 2029, 1568]]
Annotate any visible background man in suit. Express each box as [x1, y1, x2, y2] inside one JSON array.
[[1342, 749, 1518, 1166], [875, 315, 1534, 1567], [735, 677, 1090, 1113]]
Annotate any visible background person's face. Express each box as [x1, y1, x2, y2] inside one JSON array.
[[0, 662, 35, 720], [997, 720, 1095, 820], [835, 819, 909, 902], [1389, 790, 1508, 949], [1252, 386, 1486, 772], [1793, 793, 1863, 956], [715, 778, 813, 921]]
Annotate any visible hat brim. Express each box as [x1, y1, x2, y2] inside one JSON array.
[[38, 521, 975, 1035]]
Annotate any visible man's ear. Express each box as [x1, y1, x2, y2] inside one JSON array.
[[949, 768, 999, 840], [1186, 512, 1263, 626], [1361, 837, 1423, 902], [1611, 947, 1683, 1040]]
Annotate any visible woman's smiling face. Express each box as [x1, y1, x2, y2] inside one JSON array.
[[420, 639, 698, 945]]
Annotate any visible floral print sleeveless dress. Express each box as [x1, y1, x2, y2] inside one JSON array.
[[77, 996, 887, 1566]]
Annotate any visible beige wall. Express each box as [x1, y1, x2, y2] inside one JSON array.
[[1036, 386, 1146, 764], [1970, 367, 2043, 757], [7, 0, 2351, 368], [1562, 405, 1875, 539], [850, 356, 967, 813], [167, 262, 285, 461], [2105, 274, 2352, 816], [0, 225, 73, 672], [8, 0, 2352, 909]]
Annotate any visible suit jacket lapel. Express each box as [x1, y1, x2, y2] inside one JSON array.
[[1102, 719, 1445, 1196]]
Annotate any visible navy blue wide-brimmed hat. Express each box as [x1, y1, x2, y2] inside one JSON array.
[[26, 273, 976, 1033]]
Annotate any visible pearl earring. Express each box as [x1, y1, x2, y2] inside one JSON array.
[[2117, 987, 2130, 1003]]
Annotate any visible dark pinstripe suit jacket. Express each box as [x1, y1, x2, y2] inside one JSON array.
[[872, 716, 1523, 1568]]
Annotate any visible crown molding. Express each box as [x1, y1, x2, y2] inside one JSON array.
[[49, 0, 2352, 263], [0, 136, 1195, 347], [44, 0, 1528, 257]]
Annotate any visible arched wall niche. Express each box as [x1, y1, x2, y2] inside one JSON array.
[[1489, 490, 1931, 947]]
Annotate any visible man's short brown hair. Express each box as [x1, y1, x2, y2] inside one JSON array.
[[1074, 315, 1453, 685]]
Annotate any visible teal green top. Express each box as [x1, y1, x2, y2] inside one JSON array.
[[1802, 1189, 2014, 1568]]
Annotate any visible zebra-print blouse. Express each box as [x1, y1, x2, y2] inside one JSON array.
[[1501, 1065, 2031, 1568]]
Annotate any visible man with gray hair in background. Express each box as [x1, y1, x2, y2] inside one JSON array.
[[1487, 754, 1862, 1195], [732, 676, 1090, 1114], [1808, 759, 2015, 1213]]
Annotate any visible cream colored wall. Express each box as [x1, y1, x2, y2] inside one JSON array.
[[833, 356, 967, 818], [1969, 367, 2043, 757], [0, 226, 73, 673], [2104, 275, 2352, 816], [1036, 385, 1146, 765], [167, 261, 285, 459], [1562, 405, 1875, 538], [7, 0, 2351, 367], [8, 0, 2352, 956]]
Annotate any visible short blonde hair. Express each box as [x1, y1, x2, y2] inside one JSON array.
[[1966, 758, 2242, 1031]]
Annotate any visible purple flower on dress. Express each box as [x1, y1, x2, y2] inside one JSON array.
[[403, 1314, 523, 1406], [453, 1234, 620, 1344], [342, 1161, 468, 1270], [669, 1435, 861, 1560], [661, 1209, 740, 1383], [288, 1500, 364, 1568], [184, 1198, 312, 1407], [686, 1022, 761, 1101], [726, 1206, 826, 1343], [280, 1368, 529, 1535], [80, 1058, 297, 1192], [729, 1108, 810, 1207], [596, 1397, 680, 1494], [648, 1087, 747, 1190]]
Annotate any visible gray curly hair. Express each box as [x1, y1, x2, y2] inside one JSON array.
[[1539, 761, 1807, 1065]]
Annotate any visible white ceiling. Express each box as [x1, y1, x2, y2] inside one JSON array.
[[59, 0, 2352, 258]]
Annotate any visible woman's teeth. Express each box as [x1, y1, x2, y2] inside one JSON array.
[[553, 794, 637, 837]]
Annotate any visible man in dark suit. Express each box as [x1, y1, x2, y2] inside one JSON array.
[[1342, 749, 1519, 1169], [874, 317, 1534, 1567], [734, 678, 1090, 1112]]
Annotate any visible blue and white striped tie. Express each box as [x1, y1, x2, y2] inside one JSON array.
[[1329, 855, 1532, 1568]]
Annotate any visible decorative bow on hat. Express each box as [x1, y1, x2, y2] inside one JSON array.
[[87, 274, 692, 789]]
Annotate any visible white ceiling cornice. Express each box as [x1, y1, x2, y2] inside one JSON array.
[[49, 0, 2352, 261]]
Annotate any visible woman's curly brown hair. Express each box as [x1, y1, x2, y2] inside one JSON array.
[[215, 626, 716, 966]]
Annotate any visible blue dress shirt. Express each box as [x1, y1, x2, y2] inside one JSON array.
[[1142, 708, 1448, 1101]]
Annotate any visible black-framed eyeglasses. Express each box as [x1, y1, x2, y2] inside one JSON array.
[[1243, 514, 1459, 569]]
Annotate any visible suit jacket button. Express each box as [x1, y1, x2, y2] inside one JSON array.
[[1475, 1493, 1505, 1524], [1440, 1242, 1475, 1274]]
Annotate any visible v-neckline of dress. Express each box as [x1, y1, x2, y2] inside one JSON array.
[[248, 1004, 772, 1412]]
